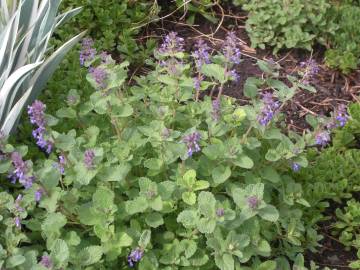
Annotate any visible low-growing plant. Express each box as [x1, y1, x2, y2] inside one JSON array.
[[325, 3, 360, 73], [332, 199, 360, 269], [0, 32, 345, 269], [242, 0, 334, 52]]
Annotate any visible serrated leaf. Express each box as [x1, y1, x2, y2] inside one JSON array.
[[78, 246, 103, 266], [145, 213, 164, 228]]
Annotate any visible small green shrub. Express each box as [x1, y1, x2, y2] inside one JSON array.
[[242, 0, 333, 52], [0, 32, 334, 269], [325, 3, 360, 73]]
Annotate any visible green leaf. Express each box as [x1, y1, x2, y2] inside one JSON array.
[[182, 191, 196, 205], [258, 205, 279, 222], [233, 155, 254, 169], [125, 196, 149, 215], [257, 260, 277, 270], [145, 213, 164, 228], [101, 162, 131, 182], [201, 64, 226, 83], [212, 165, 231, 186], [139, 230, 151, 248], [181, 169, 197, 188], [260, 167, 281, 183], [244, 77, 261, 99], [177, 210, 198, 228], [112, 103, 134, 118], [197, 218, 216, 234], [50, 239, 69, 265], [215, 253, 234, 270], [181, 239, 197, 258], [265, 149, 281, 162], [42, 212, 67, 234], [193, 180, 210, 191], [54, 133, 76, 151], [78, 246, 103, 266], [198, 191, 216, 217], [6, 255, 25, 268], [92, 186, 115, 210]]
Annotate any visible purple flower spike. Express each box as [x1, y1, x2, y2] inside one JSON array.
[[159, 32, 184, 55], [257, 92, 280, 126], [300, 59, 319, 84], [89, 67, 108, 89], [28, 100, 53, 153], [35, 188, 45, 202], [247, 195, 260, 210], [216, 208, 225, 217], [212, 99, 221, 121], [80, 38, 96, 66], [28, 100, 46, 127], [127, 248, 144, 267], [291, 162, 301, 172], [229, 69, 239, 82], [192, 39, 211, 69], [14, 216, 21, 228], [40, 255, 53, 269], [222, 32, 241, 64], [10, 152, 34, 189], [335, 104, 349, 127], [315, 131, 330, 147], [15, 194, 24, 212], [194, 77, 202, 92], [84, 149, 95, 169], [182, 132, 201, 157], [100, 51, 110, 64]]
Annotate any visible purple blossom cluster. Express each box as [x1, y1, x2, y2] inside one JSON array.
[[35, 188, 45, 202], [315, 131, 331, 147], [182, 132, 201, 157], [159, 32, 185, 55], [257, 92, 280, 126], [89, 67, 108, 89], [222, 32, 241, 65], [192, 39, 211, 69], [14, 194, 24, 228], [40, 255, 52, 269], [194, 76, 202, 92], [80, 38, 96, 66], [247, 195, 260, 209], [291, 162, 301, 172], [84, 149, 95, 169], [127, 248, 144, 267], [216, 208, 225, 217], [10, 152, 34, 189], [335, 104, 349, 127], [300, 59, 319, 84], [28, 100, 53, 154], [211, 99, 221, 121]]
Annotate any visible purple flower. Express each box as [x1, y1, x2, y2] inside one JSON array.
[[28, 100, 53, 153], [100, 51, 110, 64], [211, 99, 221, 121], [14, 216, 21, 228], [10, 152, 34, 189], [89, 67, 108, 89], [84, 149, 95, 169], [291, 162, 301, 172], [28, 100, 46, 127], [40, 255, 52, 269], [216, 208, 225, 217], [315, 131, 331, 146], [192, 39, 211, 69], [300, 59, 319, 84], [257, 92, 280, 126], [229, 69, 239, 82], [335, 104, 349, 127], [247, 195, 260, 210], [222, 32, 241, 64], [182, 132, 201, 157], [194, 77, 202, 92], [15, 194, 24, 212], [35, 188, 45, 202], [127, 248, 144, 267], [80, 38, 96, 66], [158, 32, 184, 55], [58, 155, 66, 175]]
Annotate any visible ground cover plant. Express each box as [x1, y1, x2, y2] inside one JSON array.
[[0, 30, 351, 269], [1, 0, 360, 269]]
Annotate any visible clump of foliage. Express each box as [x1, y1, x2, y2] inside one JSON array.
[[242, 0, 333, 52], [325, 3, 360, 74], [0, 32, 340, 269], [332, 199, 360, 269], [56, 0, 159, 63]]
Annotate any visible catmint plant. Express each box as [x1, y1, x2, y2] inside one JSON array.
[[182, 132, 201, 157], [80, 38, 96, 66], [84, 149, 95, 169], [257, 92, 280, 126], [300, 59, 319, 84], [127, 248, 144, 267]]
